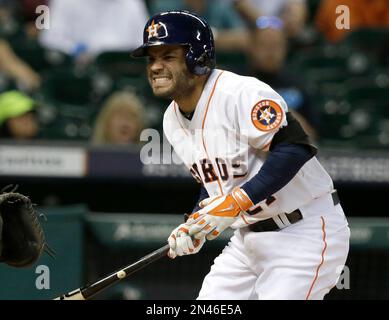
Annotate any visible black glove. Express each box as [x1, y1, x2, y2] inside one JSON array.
[[0, 192, 46, 268]]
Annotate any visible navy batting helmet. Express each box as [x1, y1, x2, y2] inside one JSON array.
[[132, 10, 216, 75]]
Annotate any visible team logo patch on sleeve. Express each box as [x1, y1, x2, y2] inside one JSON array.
[[251, 100, 283, 131]]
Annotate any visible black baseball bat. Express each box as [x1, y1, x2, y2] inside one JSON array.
[[54, 244, 170, 300]]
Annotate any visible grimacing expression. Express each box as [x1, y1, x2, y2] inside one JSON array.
[[147, 45, 197, 100]]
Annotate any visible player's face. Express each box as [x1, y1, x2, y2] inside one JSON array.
[[147, 45, 196, 99]]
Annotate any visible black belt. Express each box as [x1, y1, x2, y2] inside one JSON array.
[[248, 191, 340, 233]]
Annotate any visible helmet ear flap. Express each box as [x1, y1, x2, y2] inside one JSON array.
[[187, 50, 212, 75], [195, 52, 212, 75]]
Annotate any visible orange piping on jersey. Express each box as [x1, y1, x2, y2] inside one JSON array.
[[305, 217, 327, 300], [173, 102, 189, 136], [262, 140, 272, 151], [201, 71, 225, 195], [241, 214, 250, 225]]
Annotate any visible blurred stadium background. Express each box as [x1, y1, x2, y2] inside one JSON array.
[[0, 0, 389, 300]]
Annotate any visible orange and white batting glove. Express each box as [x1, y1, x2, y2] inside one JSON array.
[[187, 187, 254, 240], [167, 223, 206, 259]]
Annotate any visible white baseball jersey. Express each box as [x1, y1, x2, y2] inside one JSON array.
[[163, 69, 334, 227], [164, 68, 349, 300]]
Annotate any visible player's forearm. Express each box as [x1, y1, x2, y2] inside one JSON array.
[[241, 142, 315, 204]]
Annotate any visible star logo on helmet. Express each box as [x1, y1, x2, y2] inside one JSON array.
[[147, 20, 162, 39]]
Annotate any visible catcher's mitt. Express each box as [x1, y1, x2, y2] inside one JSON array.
[[0, 191, 46, 268]]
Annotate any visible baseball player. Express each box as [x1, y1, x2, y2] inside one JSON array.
[[132, 10, 350, 300]]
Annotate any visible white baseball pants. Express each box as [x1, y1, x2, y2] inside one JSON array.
[[197, 193, 350, 300]]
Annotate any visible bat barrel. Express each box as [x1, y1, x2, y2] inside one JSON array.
[[54, 244, 170, 300]]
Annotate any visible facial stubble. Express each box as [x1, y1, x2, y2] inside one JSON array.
[[152, 67, 197, 101]]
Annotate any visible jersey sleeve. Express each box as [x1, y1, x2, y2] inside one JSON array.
[[236, 82, 288, 150]]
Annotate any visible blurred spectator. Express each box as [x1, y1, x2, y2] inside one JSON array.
[[39, 0, 148, 63], [20, 0, 49, 39], [379, 36, 389, 67], [0, 38, 41, 91], [316, 0, 389, 43], [246, 17, 318, 139], [149, 0, 248, 51], [0, 0, 19, 36], [0, 90, 39, 139], [0, 0, 49, 39], [92, 91, 146, 146], [150, 0, 244, 29], [234, 0, 308, 38]]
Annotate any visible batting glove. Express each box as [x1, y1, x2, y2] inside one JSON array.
[[187, 187, 254, 240], [167, 223, 206, 259]]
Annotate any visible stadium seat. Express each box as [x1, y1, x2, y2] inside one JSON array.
[[0, 74, 16, 93], [306, 0, 322, 23], [341, 78, 389, 106], [295, 45, 375, 77], [317, 80, 389, 149], [305, 68, 348, 85], [38, 101, 95, 141], [303, 68, 349, 98], [216, 51, 248, 74], [342, 28, 389, 69], [290, 46, 348, 70], [41, 69, 113, 106], [10, 38, 72, 72], [114, 75, 149, 96], [0, 17, 23, 40], [95, 51, 146, 78], [342, 28, 389, 52]]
